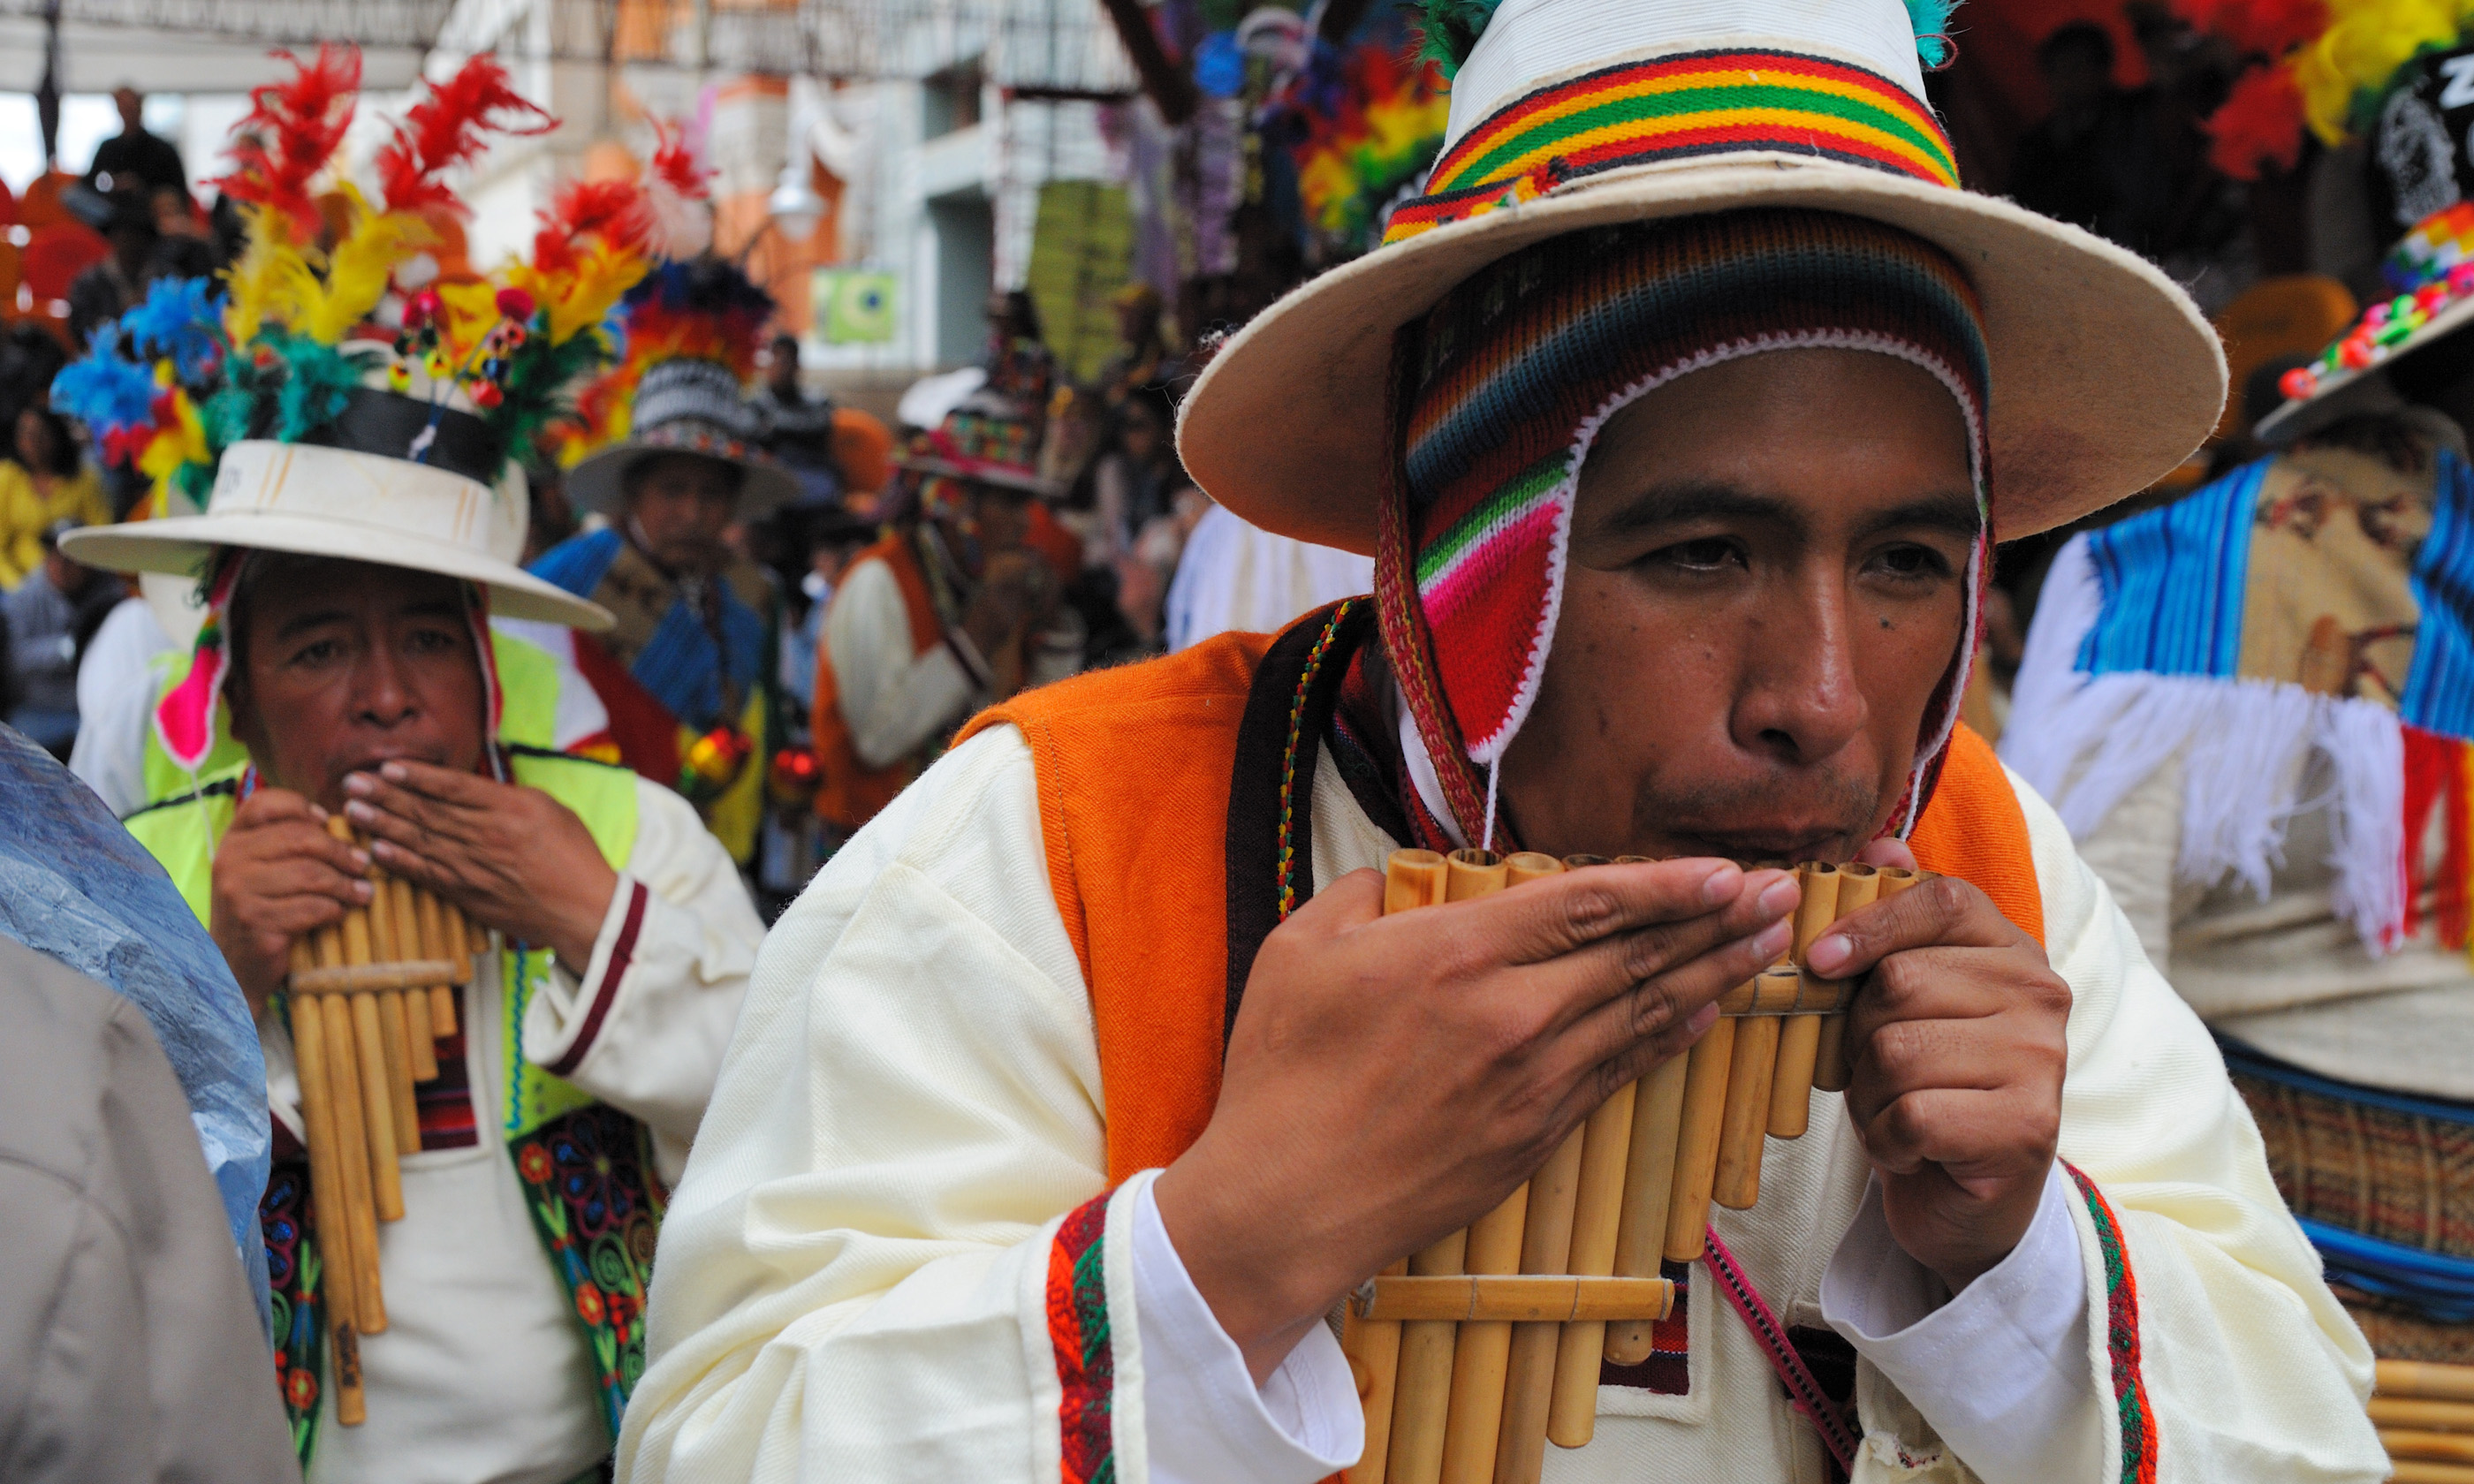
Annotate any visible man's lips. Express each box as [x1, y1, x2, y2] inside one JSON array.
[[1662, 822, 1863, 864]]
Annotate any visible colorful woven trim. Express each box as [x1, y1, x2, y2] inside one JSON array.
[[2064, 1162, 2159, 1484], [1046, 1193, 1115, 1484], [1386, 208, 1990, 836], [259, 1158, 324, 1465], [1384, 49, 1958, 246], [511, 1102, 667, 1437], [1276, 599, 1360, 919]]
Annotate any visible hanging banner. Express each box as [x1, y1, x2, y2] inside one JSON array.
[[1025, 179, 1135, 386], [813, 269, 898, 344]]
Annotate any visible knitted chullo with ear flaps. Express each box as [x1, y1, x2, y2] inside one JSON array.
[[1377, 6, 1992, 853]]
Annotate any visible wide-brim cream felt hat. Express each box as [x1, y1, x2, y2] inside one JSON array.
[[1177, 0, 2227, 551], [63, 438, 613, 632]]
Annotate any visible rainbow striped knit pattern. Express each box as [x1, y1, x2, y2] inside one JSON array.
[[1393, 209, 1991, 798], [1385, 48, 1958, 245]]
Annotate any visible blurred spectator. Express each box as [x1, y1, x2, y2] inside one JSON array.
[[0, 325, 70, 434], [2011, 22, 2182, 260], [755, 332, 844, 500], [1088, 382, 1188, 565], [66, 192, 157, 350], [778, 502, 877, 714], [83, 87, 187, 201], [981, 288, 1056, 424], [520, 453, 579, 564], [4, 521, 119, 754], [66, 589, 173, 817], [1163, 504, 1376, 653], [1096, 282, 1180, 409], [0, 407, 110, 586]]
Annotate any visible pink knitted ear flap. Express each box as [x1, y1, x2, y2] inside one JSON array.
[[154, 560, 242, 777]]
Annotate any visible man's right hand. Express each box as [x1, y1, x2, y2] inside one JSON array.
[[209, 788, 373, 1021], [1153, 858, 1800, 1382]]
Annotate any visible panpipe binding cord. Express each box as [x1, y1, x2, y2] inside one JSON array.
[[1481, 758, 1501, 854]]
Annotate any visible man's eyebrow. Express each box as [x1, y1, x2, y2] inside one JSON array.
[[1856, 490, 1984, 541], [1597, 481, 1804, 539], [272, 610, 352, 640], [398, 598, 465, 620]]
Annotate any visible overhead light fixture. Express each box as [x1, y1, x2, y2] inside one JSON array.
[[768, 161, 823, 241]]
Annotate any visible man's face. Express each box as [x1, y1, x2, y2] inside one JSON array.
[[625, 454, 740, 575], [228, 560, 486, 811], [768, 337, 801, 397], [1499, 348, 1977, 864], [110, 223, 151, 277], [43, 547, 87, 594], [963, 483, 1034, 555], [116, 88, 142, 131]]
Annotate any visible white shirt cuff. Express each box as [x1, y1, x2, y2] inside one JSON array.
[[1821, 1164, 2101, 1484], [1132, 1177, 1363, 1484]]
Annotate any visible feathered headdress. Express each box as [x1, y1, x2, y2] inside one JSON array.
[[2174, 0, 2474, 180], [55, 45, 647, 776], [559, 254, 771, 463]]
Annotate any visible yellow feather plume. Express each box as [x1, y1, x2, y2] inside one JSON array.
[[2296, 0, 2474, 145], [139, 386, 209, 511], [505, 238, 653, 348], [220, 205, 318, 344], [302, 185, 434, 343]]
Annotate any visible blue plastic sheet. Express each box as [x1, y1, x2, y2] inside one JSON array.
[[0, 723, 271, 1331]]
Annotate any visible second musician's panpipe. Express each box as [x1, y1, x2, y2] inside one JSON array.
[[282, 817, 479, 1426], [1344, 849, 1924, 1484]]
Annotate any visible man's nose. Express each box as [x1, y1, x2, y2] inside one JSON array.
[[353, 647, 421, 726], [1732, 570, 1869, 764]]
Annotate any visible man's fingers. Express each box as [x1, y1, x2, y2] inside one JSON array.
[[342, 770, 481, 844], [1279, 867, 1386, 935], [1854, 837, 1918, 873], [258, 893, 353, 938], [1526, 874, 1795, 1024], [233, 786, 320, 827], [1805, 874, 2022, 980], [1572, 1002, 1720, 1117], [1494, 859, 1757, 964], [1853, 1086, 2056, 1181], [370, 757, 497, 806]]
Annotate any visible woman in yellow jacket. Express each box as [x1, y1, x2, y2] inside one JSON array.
[[0, 406, 110, 586]]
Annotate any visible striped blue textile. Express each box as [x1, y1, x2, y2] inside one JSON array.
[[2402, 449, 2474, 738], [2076, 459, 2268, 678], [2300, 1219, 2474, 1322], [530, 527, 767, 731]]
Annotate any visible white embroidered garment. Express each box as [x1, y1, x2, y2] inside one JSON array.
[[620, 727, 2378, 1483], [254, 776, 761, 1484]]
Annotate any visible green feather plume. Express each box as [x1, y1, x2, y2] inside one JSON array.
[[1417, 0, 1501, 79], [1907, 0, 1958, 69], [1418, 0, 1963, 80]]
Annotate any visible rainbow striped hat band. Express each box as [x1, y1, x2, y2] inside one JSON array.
[[1381, 208, 1992, 847], [1385, 46, 1958, 246]]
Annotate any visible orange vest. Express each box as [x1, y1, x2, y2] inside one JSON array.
[[957, 622, 2045, 1185], [813, 534, 947, 832]]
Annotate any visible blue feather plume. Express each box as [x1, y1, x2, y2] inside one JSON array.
[[122, 276, 224, 383], [1907, 0, 1959, 69], [51, 329, 162, 449]]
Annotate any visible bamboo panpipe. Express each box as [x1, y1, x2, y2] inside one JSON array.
[[2376, 1397, 2474, 1433], [276, 818, 479, 1427], [1364, 852, 1676, 1484], [2384, 1360, 2474, 1404]]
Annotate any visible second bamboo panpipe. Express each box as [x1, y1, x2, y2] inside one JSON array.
[[1347, 850, 1923, 1481], [282, 817, 480, 1426]]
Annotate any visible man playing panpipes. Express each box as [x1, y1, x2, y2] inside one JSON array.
[[623, 4, 2382, 1480], [56, 53, 764, 1483]]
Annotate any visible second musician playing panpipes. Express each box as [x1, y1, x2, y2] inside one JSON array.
[[281, 815, 481, 1427], [1342, 849, 1925, 1484]]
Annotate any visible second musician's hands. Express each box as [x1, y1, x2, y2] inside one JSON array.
[[1809, 839, 2070, 1295], [1153, 858, 1800, 1383], [341, 760, 618, 973]]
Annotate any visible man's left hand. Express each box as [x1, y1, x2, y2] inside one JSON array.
[[342, 760, 619, 972], [1805, 843, 2069, 1293]]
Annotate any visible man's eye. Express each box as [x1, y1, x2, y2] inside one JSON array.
[[408, 628, 462, 654], [1874, 543, 1952, 579], [289, 640, 341, 667], [1651, 536, 1745, 572]]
